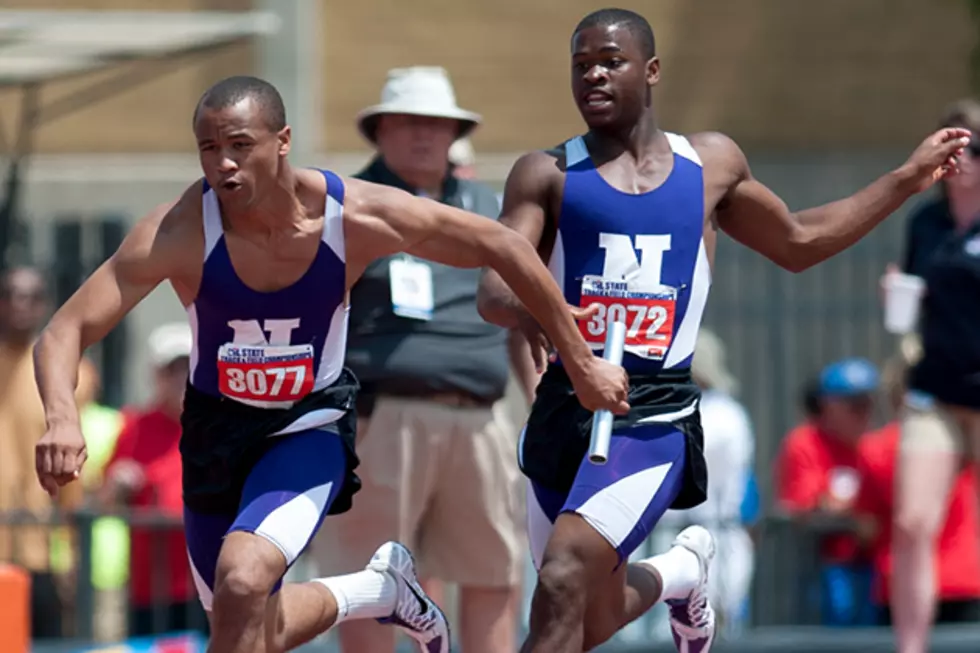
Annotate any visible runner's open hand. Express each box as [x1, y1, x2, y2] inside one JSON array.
[[900, 127, 973, 193]]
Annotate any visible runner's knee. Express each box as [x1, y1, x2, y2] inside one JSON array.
[[536, 549, 589, 614], [213, 532, 285, 610]]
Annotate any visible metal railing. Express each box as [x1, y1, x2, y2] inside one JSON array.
[[0, 508, 204, 643], [7, 507, 980, 652], [0, 508, 847, 645]]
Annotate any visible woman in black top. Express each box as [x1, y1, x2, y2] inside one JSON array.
[[890, 99, 980, 653]]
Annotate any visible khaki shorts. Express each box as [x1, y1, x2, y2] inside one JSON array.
[[311, 385, 526, 587], [900, 395, 980, 460]]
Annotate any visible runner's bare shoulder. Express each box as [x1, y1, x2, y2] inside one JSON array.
[[508, 147, 567, 187], [119, 180, 206, 286], [502, 147, 567, 215], [686, 131, 750, 187]]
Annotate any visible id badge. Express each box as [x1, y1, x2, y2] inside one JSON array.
[[389, 257, 434, 321]]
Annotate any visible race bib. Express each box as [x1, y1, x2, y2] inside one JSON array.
[[579, 275, 677, 360], [217, 343, 315, 407]]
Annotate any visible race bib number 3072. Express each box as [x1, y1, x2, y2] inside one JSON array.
[[579, 275, 677, 361], [217, 343, 315, 407]]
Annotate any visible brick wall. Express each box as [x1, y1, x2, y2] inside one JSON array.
[[3, 0, 975, 153], [323, 0, 977, 152]]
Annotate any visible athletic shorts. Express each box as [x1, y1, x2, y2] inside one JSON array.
[[901, 390, 980, 460], [520, 365, 707, 508], [526, 422, 688, 569], [180, 372, 360, 515], [185, 428, 347, 610]]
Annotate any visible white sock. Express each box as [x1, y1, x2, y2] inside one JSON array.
[[315, 569, 398, 624], [637, 544, 701, 602]]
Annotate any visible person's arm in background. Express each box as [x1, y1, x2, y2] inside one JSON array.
[[852, 447, 883, 546], [740, 473, 762, 544], [721, 403, 756, 527], [508, 330, 541, 406], [99, 418, 145, 508], [881, 202, 924, 298], [899, 209, 920, 274], [484, 182, 542, 406]]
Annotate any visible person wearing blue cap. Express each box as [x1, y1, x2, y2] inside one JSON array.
[[776, 358, 881, 627], [820, 358, 881, 399]]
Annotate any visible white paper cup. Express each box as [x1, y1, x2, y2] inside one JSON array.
[[883, 272, 925, 334]]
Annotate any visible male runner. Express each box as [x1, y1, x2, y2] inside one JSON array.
[[32, 76, 628, 653], [476, 8, 970, 653]]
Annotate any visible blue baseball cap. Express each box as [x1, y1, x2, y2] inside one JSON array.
[[819, 358, 880, 397]]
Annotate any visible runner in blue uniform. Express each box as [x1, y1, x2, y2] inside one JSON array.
[[477, 9, 971, 653], [32, 76, 628, 653]]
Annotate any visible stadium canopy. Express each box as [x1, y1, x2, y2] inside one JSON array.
[[0, 9, 281, 262]]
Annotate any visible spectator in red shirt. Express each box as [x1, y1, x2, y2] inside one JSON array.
[[862, 337, 980, 651], [776, 358, 880, 626], [102, 323, 207, 637]]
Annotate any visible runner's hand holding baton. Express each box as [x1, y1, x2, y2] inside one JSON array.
[[587, 319, 627, 465]]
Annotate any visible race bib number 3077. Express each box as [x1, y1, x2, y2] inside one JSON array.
[[579, 275, 677, 361], [217, 343, 315, 407]]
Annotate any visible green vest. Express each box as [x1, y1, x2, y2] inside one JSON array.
[[60, 404, 130, 590]]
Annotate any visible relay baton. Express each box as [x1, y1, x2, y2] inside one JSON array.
[[587, 319, 627, 465]]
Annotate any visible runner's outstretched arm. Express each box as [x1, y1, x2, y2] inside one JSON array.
[[344, 177, 628, 414], [708, 128, 971, 272]]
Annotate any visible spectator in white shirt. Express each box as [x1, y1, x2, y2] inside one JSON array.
[[688, 329, 756, 636]]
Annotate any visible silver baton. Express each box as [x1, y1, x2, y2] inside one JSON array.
[[587, 320, 627, 465]]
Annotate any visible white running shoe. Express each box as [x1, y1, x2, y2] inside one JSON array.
[[368, 541, 450, 653], [665, 525, 717, 653]]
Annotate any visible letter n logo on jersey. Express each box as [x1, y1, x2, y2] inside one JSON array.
[[598, 233, 671, 284], [227, 318, 300, 346], [582, 233, 676, 360]]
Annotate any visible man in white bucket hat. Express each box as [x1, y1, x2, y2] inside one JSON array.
[[314, 65, 536, 653], [357, 66, 480, 141], [353, 67, 485, 200]]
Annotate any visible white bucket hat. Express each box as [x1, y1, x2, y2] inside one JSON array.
[[357, 66, 482, 144], [691, 328, 738, 395], [148, 322, 193, 367]]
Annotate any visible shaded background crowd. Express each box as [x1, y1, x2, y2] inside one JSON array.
[[1, 1, 979, 652]]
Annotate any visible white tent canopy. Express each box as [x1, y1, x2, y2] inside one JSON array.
[[0, 10, 280, 86], [0, 9, 281, 268]]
